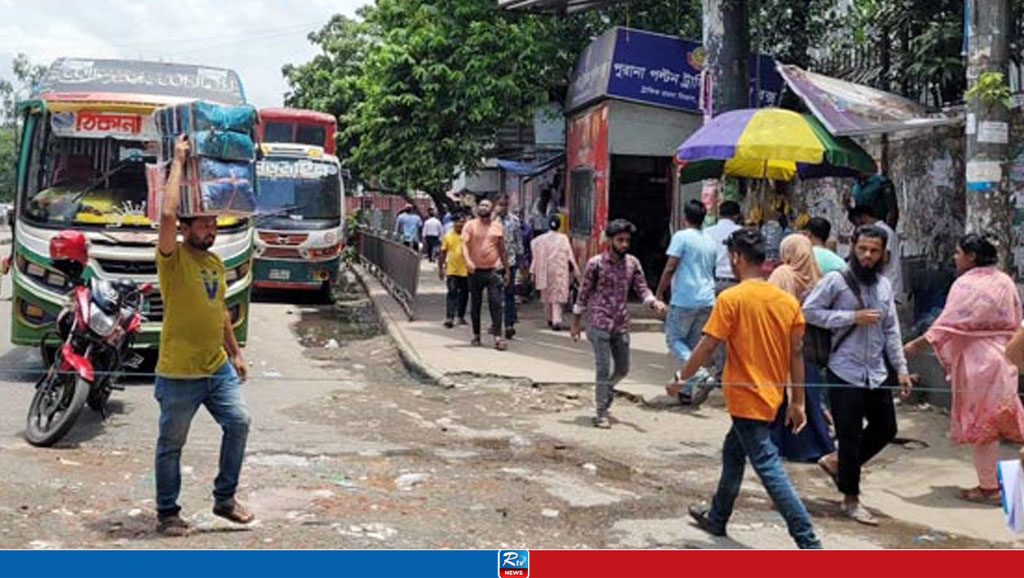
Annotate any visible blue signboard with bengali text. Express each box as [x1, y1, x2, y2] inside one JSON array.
[[567, 27, 782, 114]]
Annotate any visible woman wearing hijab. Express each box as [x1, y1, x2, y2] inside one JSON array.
[[905, 234, 1024, 504], [530, 215, 580, 330], [767, 234, 835, 462]]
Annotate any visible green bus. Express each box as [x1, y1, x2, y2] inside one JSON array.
[[10, 58, 254, 348], [252, 142, 344, 298]]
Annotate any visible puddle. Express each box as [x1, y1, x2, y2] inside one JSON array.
[[292, 283, 383, 348]]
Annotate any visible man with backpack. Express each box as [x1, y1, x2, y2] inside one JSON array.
[[802, 225, 913, 527], [571, 219, 667, 429]]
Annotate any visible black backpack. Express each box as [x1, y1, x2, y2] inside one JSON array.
[[804, 268, 864, 366]]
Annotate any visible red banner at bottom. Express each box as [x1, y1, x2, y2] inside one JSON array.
[[528, 550, 1024, 578]]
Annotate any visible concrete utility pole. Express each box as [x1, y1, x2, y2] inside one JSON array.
[[964, 0, 1013, 269], [703, 0, 750, 115]]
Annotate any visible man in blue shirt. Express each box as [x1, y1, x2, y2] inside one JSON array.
[[802, 216, 846, 274], [656, 200, 718, 407], [394, 205, 423, 251]]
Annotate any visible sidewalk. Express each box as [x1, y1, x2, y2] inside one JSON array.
[[372, 260, 680, 406], [361, 259, 1024, 546]]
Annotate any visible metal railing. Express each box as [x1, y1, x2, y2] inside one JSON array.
[[356, 226, 421, 319]]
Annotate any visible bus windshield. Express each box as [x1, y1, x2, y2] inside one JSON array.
[[21, 128, 155, 229], [255, 158, 341, 222], [20, 115, 241, 230]]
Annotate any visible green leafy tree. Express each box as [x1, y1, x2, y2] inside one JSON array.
[[282, 0, 702, 206], [753, 0, 839, 69], [282, 14, 370, 162], [343, 0, 570, 204], [816, 0, 965, 106], [0, 128, 15, 203], [1, 54, 46, 203]]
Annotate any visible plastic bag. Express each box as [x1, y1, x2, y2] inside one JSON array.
[[189, 130, 255, 162], [154, 101, 256, 135], [998, 460, 1024, 533]]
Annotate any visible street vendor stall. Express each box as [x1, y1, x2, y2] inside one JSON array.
[[674, 107, 875, 260]]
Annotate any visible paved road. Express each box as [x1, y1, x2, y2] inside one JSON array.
[[0, 269, 1017, 549], [368, 260, 1024, 547]]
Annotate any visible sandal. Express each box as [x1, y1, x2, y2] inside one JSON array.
[[494, 338, 508, 351], [957, 486, 1002, 505], [212, 499, 256, 525], [157, 513, 191, 537], [817, 455, 840, 490], [842, 503, 879, 526]]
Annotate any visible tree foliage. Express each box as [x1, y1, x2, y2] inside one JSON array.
[[0, 128, 15, 203], [753, 0, 839, 68], [281, 0, 983, 203], [282, 14, 369, 162], [817, 0, 966, 107], [345, 0, 571, 199], [282, 0, 700, 204], [1, 54, 46, 203]]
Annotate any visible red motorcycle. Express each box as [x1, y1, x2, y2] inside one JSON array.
[[25, 230, 151, 447]]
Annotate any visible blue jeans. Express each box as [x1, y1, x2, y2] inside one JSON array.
[[154, 362, 251, 516], [665, 305, 712, 396], [709, 417, 821, 549]]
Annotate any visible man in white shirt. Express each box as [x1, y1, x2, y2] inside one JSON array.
[[849, 206, 902, 301], [702, 201, 743, 294], [422, 208, 444, 263]]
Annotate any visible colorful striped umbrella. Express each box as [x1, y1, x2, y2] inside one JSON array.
[[675, 108, 875, 184]]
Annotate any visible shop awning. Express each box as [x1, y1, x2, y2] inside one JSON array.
[[777, 64, 960, 136], [496, 154, 564, 177]]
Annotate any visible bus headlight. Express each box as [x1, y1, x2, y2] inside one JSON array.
[[17, 255, 70, 292], [225, 261, 251, 283], [306, 245, 341, 259]]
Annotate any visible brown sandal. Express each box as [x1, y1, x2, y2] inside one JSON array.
[[212, 499, 256, 525], [957, 486, 1002, 505], [157, 513, 191, 537], [817, 455, 840, 490]]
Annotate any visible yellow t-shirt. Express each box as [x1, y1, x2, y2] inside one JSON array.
[[441, 230, 468, 277], [155, 245, 228, 377], [703, 279, 804, 422]]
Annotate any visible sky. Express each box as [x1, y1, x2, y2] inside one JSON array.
[[0, 0, 368, 108]]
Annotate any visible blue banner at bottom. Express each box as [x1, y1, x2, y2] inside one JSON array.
[[0, 550, 501, 578]]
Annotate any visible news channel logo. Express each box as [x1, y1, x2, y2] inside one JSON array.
[[498, 549, 529, 578]]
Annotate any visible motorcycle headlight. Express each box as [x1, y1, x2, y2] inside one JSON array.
[[88, 305, 117, 337]]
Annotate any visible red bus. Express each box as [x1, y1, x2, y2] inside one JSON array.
[[258, 108, 337, 154]]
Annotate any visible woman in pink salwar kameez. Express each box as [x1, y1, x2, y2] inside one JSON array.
[[905, 234, 1024, 504], [530, 216, 580, 331]]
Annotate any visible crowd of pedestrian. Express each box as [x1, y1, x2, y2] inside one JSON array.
[[141, 166, 1024, 542], [655, 199, 1024, 546], [421, 188, 1024, 547]]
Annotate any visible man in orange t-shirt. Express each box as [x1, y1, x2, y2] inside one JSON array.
[[668, 228, 821, 549], [461, 199, 510, 350]]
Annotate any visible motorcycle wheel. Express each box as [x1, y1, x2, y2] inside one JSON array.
[[87, 387, 111, 413], [25, 372, 89, 447]]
